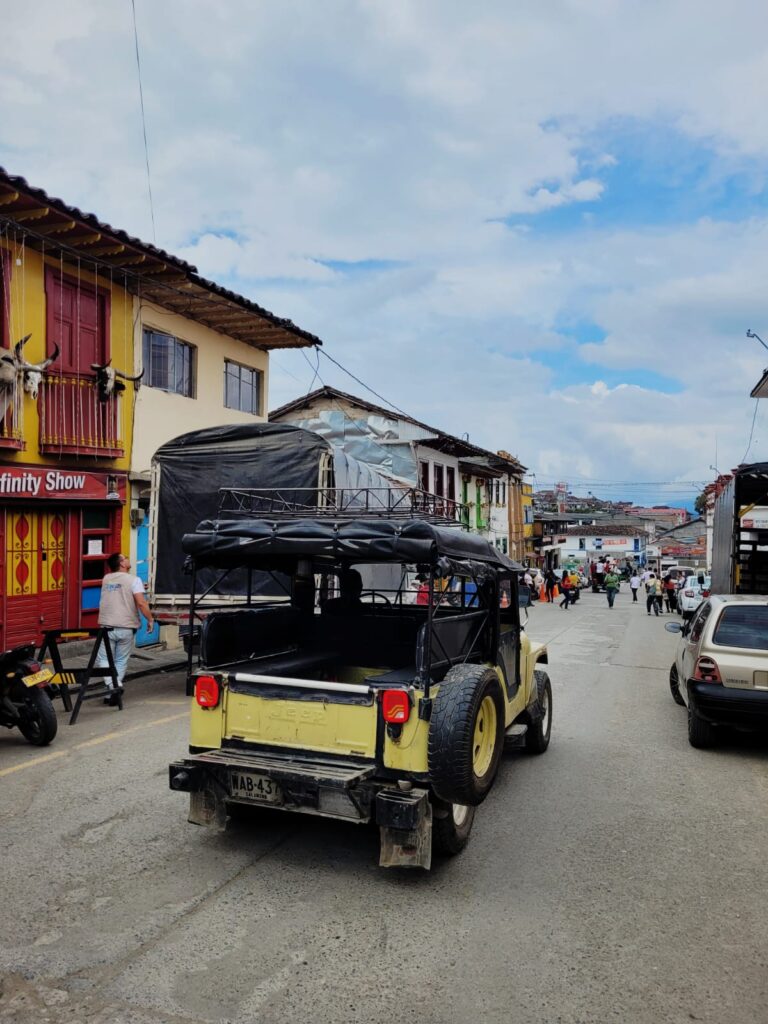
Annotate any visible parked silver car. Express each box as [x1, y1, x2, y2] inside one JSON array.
[[666, 595, 768, 747]]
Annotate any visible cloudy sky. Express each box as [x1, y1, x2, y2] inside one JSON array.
[[2, 0, 768, 504]]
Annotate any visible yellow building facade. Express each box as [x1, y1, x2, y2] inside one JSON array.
[[0, 169, 318, 648]]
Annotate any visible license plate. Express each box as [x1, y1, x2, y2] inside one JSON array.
[[230, 771, 282, 804], [22, 668, 54, 687]]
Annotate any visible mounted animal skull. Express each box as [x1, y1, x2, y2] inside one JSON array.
[[0, 334, 60, 400], [90, 360, 144, 402], [16, 336, 60, 400]]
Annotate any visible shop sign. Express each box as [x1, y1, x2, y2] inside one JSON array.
[[0, 467, 126, 502], [602, 537, 629, 547]]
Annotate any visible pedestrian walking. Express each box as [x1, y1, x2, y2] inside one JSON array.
[[663, 574, 677, 613], [604, 568, 620, 608], [545, 569, 557, 603], [559, 572, 574, 609], [629, 572, 640, 602], [645, 574, 661, 616], [96, 552, 154, 702]]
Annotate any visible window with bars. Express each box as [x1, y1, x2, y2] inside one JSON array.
[[142, 329, 196, 397], [224, 360, 262, 415]]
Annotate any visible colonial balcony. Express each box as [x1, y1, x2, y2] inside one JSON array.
[[39, 374, 123, 457], [0, 387, 25, 449]]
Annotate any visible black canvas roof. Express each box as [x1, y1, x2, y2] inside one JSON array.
[[182, 517, 521, 573]]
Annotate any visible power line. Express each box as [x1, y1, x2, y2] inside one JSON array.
[[131, 0, 156, 244], [741, 398, 760, 464], [318, 348, 410, 418]]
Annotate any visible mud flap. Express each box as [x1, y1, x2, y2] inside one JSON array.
[[188, 780, 228, 831], [379, 802, 433, 870]]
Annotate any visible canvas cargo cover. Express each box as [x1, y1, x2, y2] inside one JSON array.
[[182, 517, 521, 573], [152, 423, 329, 596]]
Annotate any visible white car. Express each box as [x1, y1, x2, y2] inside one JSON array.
[[677, 574, 711, 620]]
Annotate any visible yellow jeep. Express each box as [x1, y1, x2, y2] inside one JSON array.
[[169, 494, 551, 869]]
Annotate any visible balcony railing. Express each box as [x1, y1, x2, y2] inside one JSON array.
[[39, 374, 123, 457], [0, 385, 25, 449]]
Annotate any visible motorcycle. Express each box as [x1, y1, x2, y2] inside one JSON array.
[[0, 644, 57, 746]]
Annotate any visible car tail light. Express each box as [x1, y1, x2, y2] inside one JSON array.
[[693, 657, 722, 683], [194, 675, 220, 708], [684, 589, 695, 597], [381, 689, 410, 723]]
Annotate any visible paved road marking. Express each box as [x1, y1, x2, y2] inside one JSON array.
[[0, 711, 188, 778]]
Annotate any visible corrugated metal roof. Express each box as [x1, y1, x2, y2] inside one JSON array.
[[270, 385, 526, 474], [0, 168, 321, 351]]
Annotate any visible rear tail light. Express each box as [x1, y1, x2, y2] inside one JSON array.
[[194, 675, 220, 708], [684, 589, 695, 597], [693, 657, 722, 683], [381, 689, 410, 723]]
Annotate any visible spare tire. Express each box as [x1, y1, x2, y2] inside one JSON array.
[[428, 664, 505, 806]]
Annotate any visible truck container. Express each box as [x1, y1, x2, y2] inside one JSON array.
[[710, 463, 768, 594]]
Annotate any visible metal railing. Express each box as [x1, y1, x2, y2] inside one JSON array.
[[218, 486, 468, 527], [39, 374, 123, 456]]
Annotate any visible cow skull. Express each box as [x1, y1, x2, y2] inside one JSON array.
[[90, 360, 144, 402], [0, 334, 59, 425], [15, 336, 60, 400]]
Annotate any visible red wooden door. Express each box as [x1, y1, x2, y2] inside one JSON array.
[[45, 269, 108, 372], [2, 507, 68, 646]]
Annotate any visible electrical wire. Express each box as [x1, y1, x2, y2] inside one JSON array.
[[740, 399, 760, 464], [318, 347, 410, 418], [131, 0, 156, 244]]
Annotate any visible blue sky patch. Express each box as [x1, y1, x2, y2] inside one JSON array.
[[507, 118, 768, 234], [533, 346, 683, 393]]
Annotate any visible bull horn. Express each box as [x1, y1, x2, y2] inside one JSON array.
[[39, 342, 60, 370], [90, 359, 111, 371], [13, 334, 32, 360], [113, 367, 145, 383]]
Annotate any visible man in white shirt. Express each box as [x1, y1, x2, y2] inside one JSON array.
[[97, 552, 154, 701]]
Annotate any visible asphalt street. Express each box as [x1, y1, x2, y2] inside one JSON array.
[[1, 590, 767, 1024]]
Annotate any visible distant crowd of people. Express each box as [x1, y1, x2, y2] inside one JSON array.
[[522, 561, 692, 617]]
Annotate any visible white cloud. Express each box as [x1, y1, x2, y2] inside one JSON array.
[[2, 0, 768, 498]]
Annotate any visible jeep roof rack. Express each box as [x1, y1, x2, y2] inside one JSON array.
[[217, 486, 469, 529]]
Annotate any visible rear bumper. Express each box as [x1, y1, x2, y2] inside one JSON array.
[[687, 680, 768, 730], [169, 749, 431, 831]]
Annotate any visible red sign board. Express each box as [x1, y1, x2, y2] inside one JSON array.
[[0, 466, 126, 502]]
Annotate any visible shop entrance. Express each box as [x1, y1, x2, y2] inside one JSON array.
[[2, 507, 68, 647]]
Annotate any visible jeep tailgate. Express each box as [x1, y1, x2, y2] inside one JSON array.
[[223, 672, 379, 759]]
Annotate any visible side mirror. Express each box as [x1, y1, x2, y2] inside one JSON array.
[[664, 621, 682, 634]]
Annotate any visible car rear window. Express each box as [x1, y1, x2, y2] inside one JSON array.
[[712, 605, 768, 650]]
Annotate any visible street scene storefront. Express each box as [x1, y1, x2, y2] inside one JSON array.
[[0, 465, 126, 647]]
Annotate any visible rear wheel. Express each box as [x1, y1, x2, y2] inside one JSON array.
[[428, 665, 505, 806], [669, 663, 685, 706], [16, 687, 58, 746], [688, 706, 717, 749], [432, 800, 476, 856], [525, 670, 552, 754]]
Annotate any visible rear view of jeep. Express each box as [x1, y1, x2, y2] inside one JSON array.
[[169, 488, 551, 869]]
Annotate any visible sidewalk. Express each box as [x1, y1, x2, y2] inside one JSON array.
[[41, 639, 188, 682]]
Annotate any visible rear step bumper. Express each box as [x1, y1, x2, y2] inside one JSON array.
[[169, 749, 379, 826]]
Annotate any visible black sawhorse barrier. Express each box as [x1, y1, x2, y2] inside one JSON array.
[[38, 628, 123, 725]]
